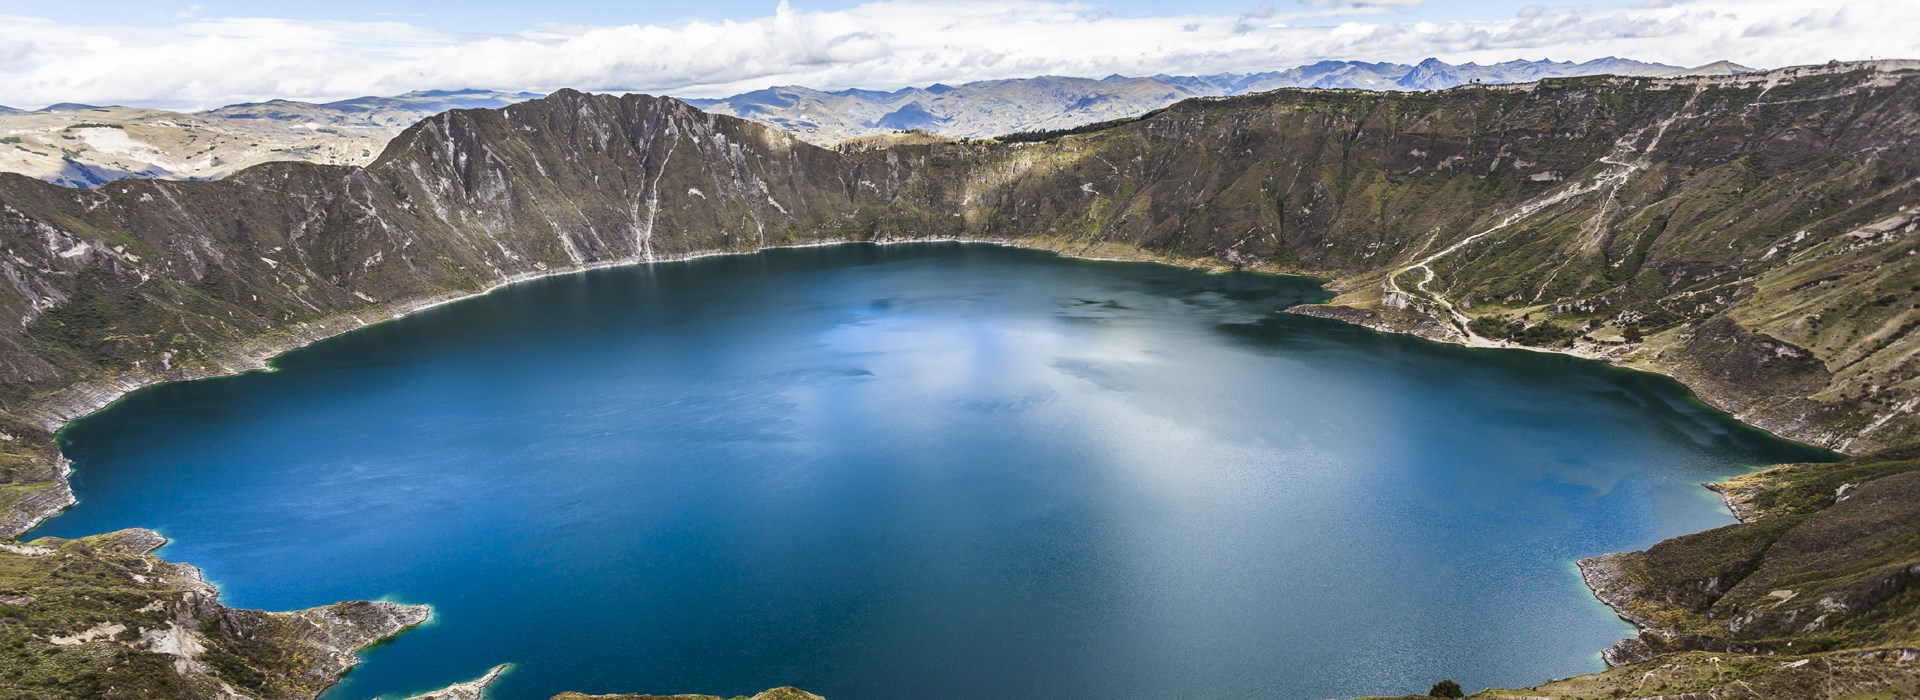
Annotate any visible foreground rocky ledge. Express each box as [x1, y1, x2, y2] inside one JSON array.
[[0, 528, 428, 698]]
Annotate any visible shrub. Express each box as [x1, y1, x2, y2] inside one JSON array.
[[1428, 679, 1464, 698]]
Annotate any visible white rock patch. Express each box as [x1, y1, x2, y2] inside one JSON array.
[[49, 621, 126, 645]]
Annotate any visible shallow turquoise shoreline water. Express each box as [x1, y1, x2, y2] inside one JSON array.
[[36, 243, 1832, 699]]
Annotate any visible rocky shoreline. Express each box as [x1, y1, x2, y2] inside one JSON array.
[[13, 233, 1821, 541], [404, 664, 512, 700], [1511, 457, 1920, 698], [0, 239, 1878, 700], [0, 238, 1289, 699], [0, 527, 430, 698], [3, 234, 1280, 542], [1284, 302, 1854, 454]]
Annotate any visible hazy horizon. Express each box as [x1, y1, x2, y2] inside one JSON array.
[[1, 0, 1913, 110]]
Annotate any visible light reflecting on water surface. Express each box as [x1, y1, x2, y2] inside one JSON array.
[[37, 243, 1832, 700]]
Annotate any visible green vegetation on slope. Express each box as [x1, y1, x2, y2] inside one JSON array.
[[0, 529, 427, 699], [1587, 451, 1920, 659]]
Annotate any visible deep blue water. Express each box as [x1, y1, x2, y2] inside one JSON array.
[[35, 243, 1832, 699]]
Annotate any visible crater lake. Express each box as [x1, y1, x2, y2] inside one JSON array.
[[33, 243, 1833, 699]]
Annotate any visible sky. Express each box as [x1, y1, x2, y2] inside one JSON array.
[[0, 0, 1915, 110]]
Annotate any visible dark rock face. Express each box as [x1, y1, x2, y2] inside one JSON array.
[[1679, 317, 1828, 398], [1665, 315, 1836, 444]]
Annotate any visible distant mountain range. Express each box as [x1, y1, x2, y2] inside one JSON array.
[[686, 57, 1752, 144], [203, 89, 545, 128], [0, 89, 537, 187], [0, 58, 1752, 186]]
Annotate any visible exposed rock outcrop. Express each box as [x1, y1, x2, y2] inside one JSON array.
[[1287, 303, 1463, 344], [0, 528, 429, 699], [406, 664, 511, 700]]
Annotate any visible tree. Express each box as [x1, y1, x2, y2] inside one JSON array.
[[1623, 324, 1645, 344], [1428, 679, 1464, 698]]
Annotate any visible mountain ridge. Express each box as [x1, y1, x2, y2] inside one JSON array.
[[0, 57, 1723, 187], [688, 56, 1703, 144]]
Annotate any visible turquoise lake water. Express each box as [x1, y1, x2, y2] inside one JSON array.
[[34, 243, 1833, 699]]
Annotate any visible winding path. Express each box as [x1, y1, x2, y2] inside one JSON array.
[[1386, 89, 1701, 344]]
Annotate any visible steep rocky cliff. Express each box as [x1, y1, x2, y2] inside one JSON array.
[[0, 61, 1916, 698]]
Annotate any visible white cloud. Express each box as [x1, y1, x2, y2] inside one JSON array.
[[0, 0, 1915, 109], [1302, 0, 1427, 7]]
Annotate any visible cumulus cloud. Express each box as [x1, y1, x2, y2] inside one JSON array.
[[0, 0, 1914, 109]]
